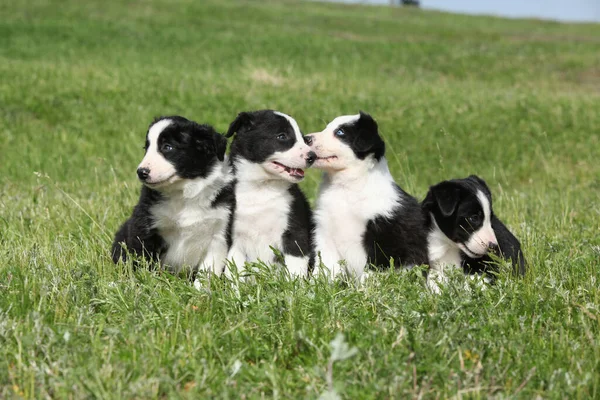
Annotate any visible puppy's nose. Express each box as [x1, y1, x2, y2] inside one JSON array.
[[488, 242, 499, 251], [306, 151, 317, 166], [304, 135, 314, 146], [137, 167, 150, 181]]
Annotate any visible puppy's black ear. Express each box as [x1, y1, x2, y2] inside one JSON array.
[[430, 181, 461, 217], [226, 112, 252, 138], [353, 111, 385, 159], [214, 133, 228, 161]]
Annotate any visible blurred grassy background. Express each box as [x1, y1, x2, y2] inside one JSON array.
[[1, 0, 599, 397]]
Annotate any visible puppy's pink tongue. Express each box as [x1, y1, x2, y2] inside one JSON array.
[[290, 168, 304, 178]]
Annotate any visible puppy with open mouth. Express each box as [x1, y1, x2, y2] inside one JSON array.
[[224, 110, 316, 278], [305, 111, 428, 280], [422, 175, 526, 292], [111, 116, 232, 275]]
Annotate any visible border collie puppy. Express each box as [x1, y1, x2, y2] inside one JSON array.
[[111, 116, 232, 275], [305, 111, 428, 280], [422, 175, 526, 292], [224, 110, 316, 278]]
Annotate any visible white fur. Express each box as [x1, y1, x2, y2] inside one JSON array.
[[426, 218, 463, 293], [151, 160, 232, 274], [263, 113, 313, 183], [285, 255, 310, 278], [225, 112, 312, 277], [311, 114, 361, 172], [274, 111, 304, 143], [313, 157, 400, 280], [310, 114, 400, 280], [426, 190, 498, 293], [138, 119, 179, 186], [461, 190, 497, 257], [226, 159, 309, 277]]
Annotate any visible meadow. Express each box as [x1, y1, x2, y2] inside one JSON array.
[[1, 0, 600, 397]]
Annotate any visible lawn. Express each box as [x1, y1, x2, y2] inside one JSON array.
[[1, 0, 600, 398]]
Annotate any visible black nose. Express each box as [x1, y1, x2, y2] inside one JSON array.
[[304, 135, 313, 146], [488, 242, 499, 251], [137, 167, 150, 181], [306, 151, 317, 165]]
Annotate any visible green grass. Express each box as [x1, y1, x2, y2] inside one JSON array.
[[1, 0, 600, 397]]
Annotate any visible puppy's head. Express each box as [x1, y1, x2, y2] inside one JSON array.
[[305, 111, 385, 172], [136, 116, 227, 190], [226, 110, 316, 183], [423, 175, 498, 258]]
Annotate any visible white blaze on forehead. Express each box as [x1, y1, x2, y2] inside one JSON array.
[[147, 118, 173, 148], [476, 190, 491, 227], [274, 111, 303, 143], [462, 189, 498, 256], [138, 118, 177, 184], [270, 111, 312, 176], [325, 114, 360, 132]]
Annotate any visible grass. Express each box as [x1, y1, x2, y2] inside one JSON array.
[[1, 0, 600, 397]]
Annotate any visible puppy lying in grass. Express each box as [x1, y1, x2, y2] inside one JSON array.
[[422, 175, 526, 292]]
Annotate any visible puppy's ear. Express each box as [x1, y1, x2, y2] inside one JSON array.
[[214, 133, 228, 161], [353, 111, 385, 159], [226, 112, 252, 138], [430, 182, 461, 217]]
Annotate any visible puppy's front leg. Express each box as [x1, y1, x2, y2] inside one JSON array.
[[427, 262, 458, 294], [199, 239, 229, 275], [315, 247, 344, 281], [225, 246, 247, 279], [283, 254, 309, 278]]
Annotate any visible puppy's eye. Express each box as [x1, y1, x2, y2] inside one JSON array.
[[162, 144, 173, 152], [276, 133, 286, 140], [335, 129, 345, 137], [467, 214, 482, 225]]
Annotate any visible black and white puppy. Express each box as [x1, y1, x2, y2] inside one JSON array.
[[224, 110, 316, 278], [422, 175, 526, 292], [111, 116, 232, 275], [306, 112, 428, 280]]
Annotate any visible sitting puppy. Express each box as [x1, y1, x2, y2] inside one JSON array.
[[224, 110, 316, 278], [422, 175, 526, 292], [111, 116, 232, 275], [306, 111, 428, 280]]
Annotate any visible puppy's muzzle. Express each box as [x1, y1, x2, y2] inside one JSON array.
[[137, 167, 150, 181]]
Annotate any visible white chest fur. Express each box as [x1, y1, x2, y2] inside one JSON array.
[[228, 180, 292, 265], [425, 218, 462, 293], [314, 158, 400, 279], [151, 164, 231, 274]]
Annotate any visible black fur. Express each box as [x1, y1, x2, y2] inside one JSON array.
[[334, 111, 385, 161], [146, 116, 227, 179], [422, 175, 526, 278], [225, 109, 314, 271], [111, 116, 228, 266], [211, 181, 236, 249], [363, 185, 429, 269], [282, 185, 316, 268], [226, 110, 300, 165], [111, 186, 165, 265]]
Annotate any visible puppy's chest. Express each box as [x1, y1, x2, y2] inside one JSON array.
[[152, 197, 228, 250], [233, 186, 291, 245], [427, 229, 462, 269], [316, 184, 397, 244]]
